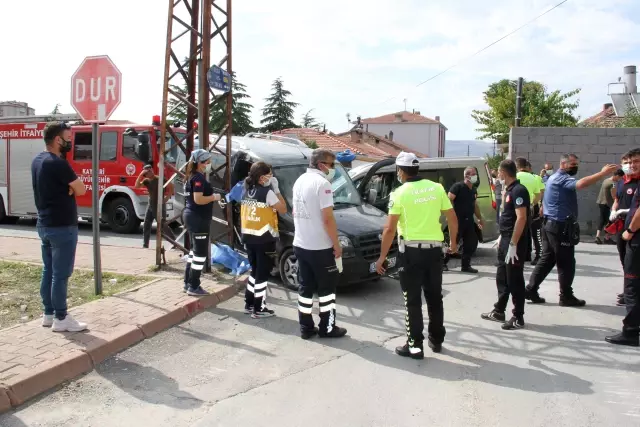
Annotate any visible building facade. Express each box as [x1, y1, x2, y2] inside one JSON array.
[[0, 101, 35, 117]]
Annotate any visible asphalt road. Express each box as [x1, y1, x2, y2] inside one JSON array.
[[1, 241, 638, 427]]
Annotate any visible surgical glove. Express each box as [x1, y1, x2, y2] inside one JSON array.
[[617, 209, 630, 217], [505, 243, 518, 264], [492, 235, 501, 248], [609, 210, 618, 222], [270, 177, 280, 194]]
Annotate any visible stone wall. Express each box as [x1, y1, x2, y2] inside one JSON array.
[[509, 127, 640, 233]]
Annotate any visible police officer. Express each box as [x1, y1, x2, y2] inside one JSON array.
[[481, 159, 530, 330], [376, 152, 459, 359], [183, 149, 222, 296], [610, 150, 640, 306], [515, 158, 542, 264], [447, 167, 483, 273], [525, 154, 618, 306], [240, 161, 287, 319], [606, 149, 640, 347], [529, 161, 546, 265]]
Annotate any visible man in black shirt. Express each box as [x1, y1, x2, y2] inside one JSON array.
[[447, 167, 484, 273], [31, 122, 88, 333], [135, 164, 176, 248], [481, 159, 530, 330]]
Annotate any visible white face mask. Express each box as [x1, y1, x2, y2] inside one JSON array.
[[262, 177, 272, 187], [469, 175, 478, 184], [546, 169, 553, 176], [325, 167, 336, 182], [622, 164, 631, 175], [204, 163, 212, 174]]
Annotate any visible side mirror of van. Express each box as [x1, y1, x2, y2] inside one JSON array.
[[367, 188, 378, 204]]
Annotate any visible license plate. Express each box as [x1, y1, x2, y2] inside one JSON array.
[[369, 257, 396, 273]]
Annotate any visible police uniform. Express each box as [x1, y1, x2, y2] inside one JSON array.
[[525, 170, 584, 306], [482, 179, 530, 329], [240, 183, 279, 318], [388, 152, 453, 356], [530, 173, 546, 263], [516, 170, 541, 262], [614, 177, 639, 267], [606, 186, 640, 346], [183, 152, 215, 294], [448, 180, 478, 272]]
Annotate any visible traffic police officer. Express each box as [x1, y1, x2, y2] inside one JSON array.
[[525, 154, 617, 306], [376, 152, 459, 359], [606, 148, 640, 347], [481, 159, 530, 330]]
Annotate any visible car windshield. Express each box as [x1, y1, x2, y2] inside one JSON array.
[[274, 163, 362, 209]]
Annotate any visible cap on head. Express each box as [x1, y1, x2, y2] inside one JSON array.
[[143, 164, 153, 171], [396, 151, 419, 167], [190, 149, 212, 163]]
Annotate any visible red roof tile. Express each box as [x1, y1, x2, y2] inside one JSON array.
[[580, 105, 624, 128], [336, 128, 426, 157], [272, 128, 391, 157], [361, 111, 440, 125]]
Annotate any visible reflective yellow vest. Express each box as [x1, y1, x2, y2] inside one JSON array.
[[240, 185, 278, 243]]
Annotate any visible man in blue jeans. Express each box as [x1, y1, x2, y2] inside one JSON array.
[[31, 121, 88, 332]]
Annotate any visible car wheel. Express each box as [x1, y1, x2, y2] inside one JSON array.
[[279, 247, 299, 291], [106, 197, 141, 234]]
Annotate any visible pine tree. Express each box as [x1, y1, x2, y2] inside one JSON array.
[[260, 78, 299, 132], [50, 104, 61, 114], [301, 109, 319, 129]]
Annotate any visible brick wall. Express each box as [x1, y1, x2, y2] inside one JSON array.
[[509, 127, 640, 233]]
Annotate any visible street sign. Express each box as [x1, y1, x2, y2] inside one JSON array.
[[71, 55, 122, 123], [207, 65, 231, 92]]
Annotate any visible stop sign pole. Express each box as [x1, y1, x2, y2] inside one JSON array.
[[71, 55, 122, 295]]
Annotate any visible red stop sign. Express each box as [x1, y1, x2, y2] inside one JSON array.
[[71, 55, 122, 123]]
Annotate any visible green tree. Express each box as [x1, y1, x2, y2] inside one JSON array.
[[486, 152, 506, 171], [167, 72, 255, 135], [471, 79, 580, 145], [260, 77, 299, 132], [50, 104, 61, 114], [618, 101, 640, 128], [301, 109, 319, 129], [302, 139, 318, 149]]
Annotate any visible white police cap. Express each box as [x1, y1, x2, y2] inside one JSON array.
[[396, 151, 419, 167]]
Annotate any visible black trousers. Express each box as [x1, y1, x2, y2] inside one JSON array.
[[459, 220, 477, 268], [294, 246, 339, 334], [183, 211, 210, 290], [527, 220, 577, 298], [494, 231, 527, 318], [531, 205, 542, 259], [245, 241, 276, 312], [616, 231, 627, 268], [598, 204, 611, 231], [143, 206, 176, 247], [623, 241, 640, 333], [398, 246, 445, 348]]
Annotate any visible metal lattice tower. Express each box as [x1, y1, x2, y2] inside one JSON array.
[[156, 0, 233, 267]]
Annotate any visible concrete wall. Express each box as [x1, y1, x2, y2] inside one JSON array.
[[509, 127, 640, 233], [365, 122, 441, 157]]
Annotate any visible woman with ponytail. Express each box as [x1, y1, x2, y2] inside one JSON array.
[[182, 149, 221, 295], [240, 161, 287, 318]]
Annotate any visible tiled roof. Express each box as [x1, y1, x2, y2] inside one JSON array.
[[580, 105, 624, 128], [336, 128, 426, 157], [361, 111, 440, 125], [272, 128, 391, 157]]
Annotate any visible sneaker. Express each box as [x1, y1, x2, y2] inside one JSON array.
[[481, 310, 505, 323], [502, 317, 525, 330], [244, 305, 254, 314], [42, 314, 54, 328], [461, 266, 478, 274], [616, 296, 626, 307], [559, 295, 586, 307], [395, 343, 424, 359], [525, 289, 546, 304], [301, 327, 319, 340], [183, 283, 189, 293], [595, 237, 603, 245], [251, 307, 275, 319], [617, 293, 624, 299], [605, 332, 639, 347], [319, 325, 348, 338], [187, 287, 209, 296], [52, 315, 88, 332], [442, 264, 449, 272], [427, 338, 442, 353]]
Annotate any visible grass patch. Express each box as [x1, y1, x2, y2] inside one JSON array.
[[0, 261, 152, 330]]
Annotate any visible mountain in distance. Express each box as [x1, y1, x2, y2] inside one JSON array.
[[445, 140, 498, 158]]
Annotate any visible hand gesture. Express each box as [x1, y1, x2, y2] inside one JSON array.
[[68, 186, 75, 196], [505, 243, 518, 264], [270, 177, 280, 194], [601, 164, 618, 175], [622, 231, 633, 241], [477, 218, 484, 230], [449, 241, 458, 254], [375, 256, 386, 275]]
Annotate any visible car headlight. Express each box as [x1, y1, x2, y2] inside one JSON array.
[[338, 235, 353, 248]]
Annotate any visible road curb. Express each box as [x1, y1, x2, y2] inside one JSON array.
[[0, 279, 244, 415]]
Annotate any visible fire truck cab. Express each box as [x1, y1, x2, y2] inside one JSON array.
[[0, 114, 183, 234]]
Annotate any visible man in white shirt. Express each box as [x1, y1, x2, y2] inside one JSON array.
[[292, 149, 348, 340]]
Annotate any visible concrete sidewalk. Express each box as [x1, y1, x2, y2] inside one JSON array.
[[0, 235, 246, 413]]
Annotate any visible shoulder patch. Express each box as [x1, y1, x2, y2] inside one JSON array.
[[325, 189, 332, 194], [194, 181, 202, 188], [515, 197, 524, 206], [628, 188, 634, 195]]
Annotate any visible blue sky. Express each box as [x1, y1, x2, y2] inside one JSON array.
[[2, 0, 639, 140]]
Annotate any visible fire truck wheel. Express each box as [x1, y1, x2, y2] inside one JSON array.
[[106, 196, 141, 234]]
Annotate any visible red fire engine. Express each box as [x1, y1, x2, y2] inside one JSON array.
[[0, 114, 186, 233]]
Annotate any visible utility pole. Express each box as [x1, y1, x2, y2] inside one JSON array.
[[515, 77, 523, 127]]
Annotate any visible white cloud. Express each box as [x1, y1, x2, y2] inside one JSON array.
[[1, 0, 638, 140]]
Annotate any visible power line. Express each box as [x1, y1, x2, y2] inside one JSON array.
[[379, 0, 569, 105]]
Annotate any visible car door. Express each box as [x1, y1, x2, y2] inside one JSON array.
[[357, 158, 395, 208]]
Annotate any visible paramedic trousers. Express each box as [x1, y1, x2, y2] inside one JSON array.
[[526, 219, 577, 298], [294, 246, 339, 334], [622, 241, 640, 334], [245, 241, 276, 313], [183, 210, 211, 291], [494, 231, 527, 318], [399, 245, 446, 349]]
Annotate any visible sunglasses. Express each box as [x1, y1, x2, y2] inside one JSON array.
[[320, 161, 335, 168]]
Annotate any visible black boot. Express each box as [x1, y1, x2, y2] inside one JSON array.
[[605, 331, 639, 347], [395, 343, 424, 359]]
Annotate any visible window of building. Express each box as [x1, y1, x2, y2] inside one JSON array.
[[73, 132, 92, 161], [100, 132, 118, 161]]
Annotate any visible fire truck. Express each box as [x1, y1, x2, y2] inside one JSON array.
[[0, 114, 186, 233]]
